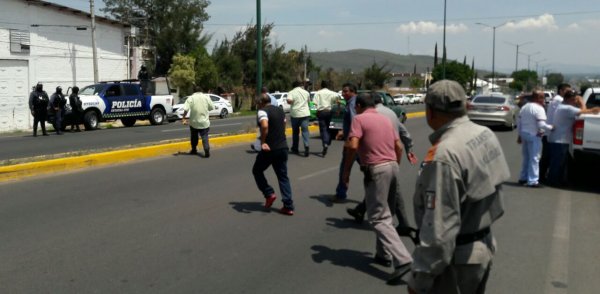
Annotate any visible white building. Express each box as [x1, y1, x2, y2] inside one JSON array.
[[0, 0, 132, 132]]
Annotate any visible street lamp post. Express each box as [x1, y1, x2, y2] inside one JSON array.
[[520, 51, 541, 71], [505, 41, 533, 71], [442, 0, 446, 79], [256, 0, 262, 97], [476, 21, 509, 92]]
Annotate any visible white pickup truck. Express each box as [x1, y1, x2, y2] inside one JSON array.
[[567, 87, 600, 182], [65, 81, 173, 130]]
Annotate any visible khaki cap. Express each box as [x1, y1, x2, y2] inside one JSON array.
[[425, 80, 467, 113]]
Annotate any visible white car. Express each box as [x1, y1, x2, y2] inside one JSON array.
[[170, 93, 233, 120], [271, 92, 291, 112], [393, 94, 406, 104]]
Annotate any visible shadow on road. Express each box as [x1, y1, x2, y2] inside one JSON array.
[[308, 194, 360, 207], [229, 201, 265, 214], [310, 245, 389, 281], [325, 217, 371, 231]]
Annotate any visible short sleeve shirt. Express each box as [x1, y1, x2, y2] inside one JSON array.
[[348, 108, 399, 165], [518, 102, 547, 136], [183, 93, 214, 129], [548, 104, 580, 144], [288, 87, 310, 118]]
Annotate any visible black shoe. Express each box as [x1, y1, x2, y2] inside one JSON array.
[[387, 262, 411, 285], [526, 183, 542, 188], [189, 150, 198, 155], [290, 148, 299, 154], [328, 195, 346, 204], [373, 255, 392, 267], [518, 180, 527, 185], [304, 147, 309, 157], [204, 150, 210, 158], [42, 133, 49, 136], [33, 133, 37, 137], [322, 146, 328, 157], [346, 208, 364, 224]]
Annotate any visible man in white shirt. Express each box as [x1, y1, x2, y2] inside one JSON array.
[[517, 90, 554, 187], [287, 81, 311, 157], [547, 91, 600, 185], [313, 80, 339, 156], [540, 83, 571, 182]]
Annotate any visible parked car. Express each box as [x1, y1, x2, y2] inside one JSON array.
[[393, 94, 406, 104], [567, 87, 600, 184], [271, 92, 290, 112], [544, 90, 555, 104], [467, 94, 518, 129], [170, 93, 233, 120]]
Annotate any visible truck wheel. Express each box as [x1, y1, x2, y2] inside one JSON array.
[[220, 108, 229, 119], [121, 118, 136, 127], [150, 108, 165, 125], [83, 111, 99, 130]]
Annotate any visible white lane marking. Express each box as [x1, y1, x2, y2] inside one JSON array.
[[162, 123, 242, 132], [544, 190, 571, 294], [298, 166, 339, 181]]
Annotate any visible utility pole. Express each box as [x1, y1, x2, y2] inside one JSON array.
[[442, 0, 446, 79], [89, 0, 99, 83], [256, 0, 262, 97], [505, 41, 532, 71]]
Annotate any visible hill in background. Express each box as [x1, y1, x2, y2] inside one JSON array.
[[309, 49, 435, 73]]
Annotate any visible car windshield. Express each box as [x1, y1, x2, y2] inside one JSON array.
[[79, 84, 103, 95], [587, 93, 600, 108], [473, 96, 506, 104], [272, 94, 282, 99]]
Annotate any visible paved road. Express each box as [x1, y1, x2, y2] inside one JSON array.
[[0, 104, 426, 162], [1, 116, 597, 293]]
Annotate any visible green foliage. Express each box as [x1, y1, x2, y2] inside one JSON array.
[[168, 54, 196, 96], [431, 60, 474, 89], [191, 47, 218, 92], [102, 0, 211, 74], [510, 70, 538, 92], [546, 73, 564, 89], [409, 76, 424, 89], [363, 62, 391, 90]]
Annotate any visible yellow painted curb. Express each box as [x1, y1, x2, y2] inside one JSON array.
[[0, 112, 425, 183]]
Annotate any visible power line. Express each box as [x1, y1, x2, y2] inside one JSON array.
[[204, 9, 600, 27]]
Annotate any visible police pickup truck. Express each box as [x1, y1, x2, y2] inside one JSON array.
[[567, 87, 600, 183], [67, 81, 173, 130]]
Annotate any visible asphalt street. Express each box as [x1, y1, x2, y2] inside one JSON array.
[[0, 104, 425, 162], [1, 116, 599, 293]]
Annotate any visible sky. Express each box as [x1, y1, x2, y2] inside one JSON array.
[[52, 0, 600, 74]]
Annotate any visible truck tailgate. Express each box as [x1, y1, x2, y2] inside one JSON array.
[[582, 114, 600, 150]]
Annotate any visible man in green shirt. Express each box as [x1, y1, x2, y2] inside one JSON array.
[[287, 80, 311, 157], [182, 92, 215, 158]]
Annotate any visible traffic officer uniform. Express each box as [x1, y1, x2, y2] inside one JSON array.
[[407, 80, 510, 293]]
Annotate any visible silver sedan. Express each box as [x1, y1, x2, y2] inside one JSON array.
[[467, 95, 519, 130]]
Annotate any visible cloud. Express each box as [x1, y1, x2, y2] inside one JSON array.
[[396, 21, 468, 34], [566, 23, 580, 31], [580, 19, 600, 29], [317, 30, 341, 37], [504, 14, 558, 31]]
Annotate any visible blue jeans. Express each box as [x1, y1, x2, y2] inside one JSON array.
[[317, 110, 332, 147], [291, 116, 310, 151], [252, 148, 293, 210], [547, 143, 569, 185], [335, 150, 360, 199], [519, 132, 542, 185], [190, 126, 210, 152]]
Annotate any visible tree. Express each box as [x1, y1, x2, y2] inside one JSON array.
[[102, 0, 211, 75], [190, 46, 218, 92], [363, 62, 391, 90], [431, 60, 473, 89], [168, 54, 196, 96], [546, 73, 564, 89], [409, 76, 424, 89], [509, 70, 538, 92]]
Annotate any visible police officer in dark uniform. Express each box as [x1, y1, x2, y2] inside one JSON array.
[[28, 83, 49, 137], [49, 86, 66, 135], [138, 65, 150, 95], [68, 86, 82, 132], [407, 80, 510, 293]]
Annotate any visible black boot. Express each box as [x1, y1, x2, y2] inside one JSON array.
[[204, 149, 210, 158], [304, 146, 309, 157]]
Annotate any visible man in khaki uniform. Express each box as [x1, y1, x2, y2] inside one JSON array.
[[407, 80, 510, 294], [287, 81, 311, 157], [182, 92, 215, 158]]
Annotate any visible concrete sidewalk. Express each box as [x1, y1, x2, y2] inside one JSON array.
[[0, 112, 425, 183]]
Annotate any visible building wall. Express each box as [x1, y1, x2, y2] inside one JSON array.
[[0, 0, 128, 132]]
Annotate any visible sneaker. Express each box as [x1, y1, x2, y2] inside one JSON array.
[[279, 207, 294, 216], [264, 194, 277, 209], [346, 208, 364, 224], [387, 262, 412, 285]]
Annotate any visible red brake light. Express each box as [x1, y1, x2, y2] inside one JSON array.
[[573, 120, 584, 145], [498, 106, 510, 111]]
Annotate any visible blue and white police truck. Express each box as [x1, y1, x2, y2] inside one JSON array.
[[68, 81, 173, 130]]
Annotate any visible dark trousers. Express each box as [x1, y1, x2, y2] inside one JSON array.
[[317, 110, 332, 147], [33, 113, 47, 135], [335, 151, 360, 199], [547, 143, 569, 185], [52, 110, 63, 134], [539, 136, 550, 182], [70, 111, 81, 130], [189, 126, 210, 152], [252, 148, 293, 209]]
